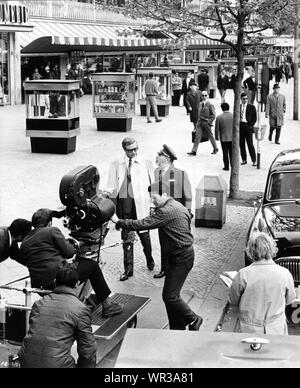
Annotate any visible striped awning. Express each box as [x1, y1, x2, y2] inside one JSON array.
[[19, 20, 230, 50]]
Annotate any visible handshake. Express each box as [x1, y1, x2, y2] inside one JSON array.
[[67, 237, 81, 251]]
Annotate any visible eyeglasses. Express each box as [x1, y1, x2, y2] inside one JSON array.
[[202, 94, 208, 97], [125, 147, 138, 152], [242, 97, 248, 100]]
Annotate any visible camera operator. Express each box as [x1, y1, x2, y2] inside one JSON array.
[[19, 208, 122, 318]]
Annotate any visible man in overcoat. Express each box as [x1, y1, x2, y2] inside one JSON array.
[[105, 137, 155, 281], [185, 79, 203, 131], [153, 144, 192, 279], [265, 83, 286, 145], [215, 102, 233, 171]]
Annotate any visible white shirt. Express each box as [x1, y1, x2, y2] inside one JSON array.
[[241, 102, 247, 123]]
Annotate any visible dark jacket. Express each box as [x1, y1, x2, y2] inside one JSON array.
[[197, 73, 209, 91], [243, 76, 257, 92], [181, 78, 192, 96], [241, 103, 257, 128], [0, 227, 20, 263], [18, 285, 97, 368], [20, 226, 76, 288], [217, 74, 229, 90], [185, 90, 203, 123], [154, 165, 193, 212]]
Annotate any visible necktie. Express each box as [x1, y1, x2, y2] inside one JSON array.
[[158, 169, 162, 195], [241, 104, 245, 120], [127, 158, 132, 181]]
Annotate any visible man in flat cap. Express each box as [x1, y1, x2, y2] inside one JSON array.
[[153, 144, 193, 278], [265, 83, 286, 145]]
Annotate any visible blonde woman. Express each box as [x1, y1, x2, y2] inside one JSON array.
[[229, 232, 296, 335]]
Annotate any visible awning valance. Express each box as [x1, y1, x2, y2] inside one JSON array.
[[19, 20, 231, 52]]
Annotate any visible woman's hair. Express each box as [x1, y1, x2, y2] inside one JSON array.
[[245, 232, 278, 262]]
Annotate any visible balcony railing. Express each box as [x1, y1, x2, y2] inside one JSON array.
[[23, 0, 141, 25]]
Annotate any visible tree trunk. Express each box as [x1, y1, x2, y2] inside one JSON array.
[[229, 35, 245, 199]]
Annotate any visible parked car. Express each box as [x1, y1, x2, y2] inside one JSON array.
[[245, 148, 300, 265]]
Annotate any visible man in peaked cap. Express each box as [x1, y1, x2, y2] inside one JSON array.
[[153, 144, 193, 279]]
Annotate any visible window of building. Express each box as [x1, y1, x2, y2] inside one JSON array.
[[0, 32, 9, 105]]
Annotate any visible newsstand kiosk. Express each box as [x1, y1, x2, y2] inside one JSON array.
[[137, 67, 172, 117], [24, 80, 80, 154], [92, 72, 136, 132]]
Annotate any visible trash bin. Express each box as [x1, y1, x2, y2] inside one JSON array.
[[195, 174, 227, 228]]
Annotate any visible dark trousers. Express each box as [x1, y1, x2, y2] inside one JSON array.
[[121, 229, 153, 274], [172, 90, 181, 106], [183, 93, 189, 113], [239, 122, 256, 163], [42, 259, 111, 305], [162, 246, 197, 330], [76, 259, 111, 304], [192, 120, 218, 153], [221, 141, 232, 169], [269, 126, 281, 143]]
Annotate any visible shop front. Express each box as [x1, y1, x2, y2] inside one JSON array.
[[0, 2, 33, 105]]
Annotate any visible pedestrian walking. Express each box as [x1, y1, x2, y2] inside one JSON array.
[[144, 72, 162, 123], [171, 70, 182, 106], [197, 68, 209, 92], [217, 69, 229, 103], [215, 102, 233, 171], [239, 92, 257, 166], [274, 66, 282, 84], [111, 181, 203, 331], [181, 71, 194, 114], [153, 144, 193, 279], [185, 79, 203, 131], [265, 83, 286, 145], [229, 232, 295, 335], [105, 137, 155, 281], [187, 90, 218, 156], [19, 266, 97, 368], [283, 62, 292, 84]]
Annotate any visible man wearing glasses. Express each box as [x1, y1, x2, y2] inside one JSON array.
[[105, 137, 155, 281], [240, 92, 257, 166], [187, 91, 218, 156]]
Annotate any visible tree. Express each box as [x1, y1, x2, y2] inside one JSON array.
[[97, 0, 298, 198]]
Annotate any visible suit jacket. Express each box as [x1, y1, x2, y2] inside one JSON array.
[[265, 93, 286, 127], [0, 226, 20, 263], [215, 111, 233, 142], [240, 103, 257, 128], [181, 78, 192, 95], [106, 154, 154, 219], [154, 165, 192, 211], [198, 100, 216, 126]]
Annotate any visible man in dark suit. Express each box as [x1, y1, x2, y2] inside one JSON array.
[[0, 219, 32, 264], [239, 92, 257, 166], [181, 71, 194, 114], [215, 102, 233, 171], [197, 69, 209, 92], [20, 208, 122, 318], [153, 144, 193, 279]]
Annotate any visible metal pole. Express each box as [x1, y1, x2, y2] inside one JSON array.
[[256, 93, 261, 170], [24, 279, 31, 334], [294, 0, 299, 120]]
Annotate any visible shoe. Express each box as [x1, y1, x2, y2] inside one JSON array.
[[188, 315, 203, 331], [268, 136, 272, 142], [156, 119, 162, 123], [147, 120, 152, 123], [241, 161, 247, 165], [275, 142, 280, 144], [187, 151, 196, 156], [102, 302, 123, 318], [211, 150, 218, 154], [223, 167, 229, 171], [147, 261, 155, 271], [120, 272, 133, 281], [153, 270, 165, 279], [252, 162, 257, 166]]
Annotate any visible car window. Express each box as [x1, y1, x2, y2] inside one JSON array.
[[268, 172, 300, 200]]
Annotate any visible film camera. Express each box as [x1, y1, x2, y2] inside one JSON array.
[[53, 165, 115, 261]]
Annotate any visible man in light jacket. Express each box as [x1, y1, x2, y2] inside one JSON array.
[[266, 83, 286, 145], [215, 102, 233, 171], [105, 137, 155, 281]]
